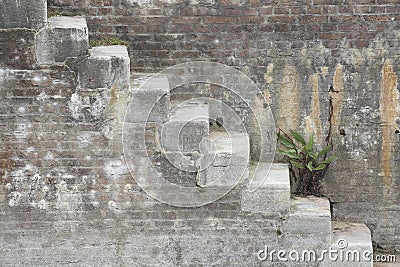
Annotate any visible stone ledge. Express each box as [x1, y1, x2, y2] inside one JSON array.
[[282, 196, 331, 235], [36, 16, 89, 65], [73, 45, 130, 90], [241, 163, 290, 216], [277, 196, 332, 255], [198, 133, 249, 187], [126, 75, 170, 123], [328, 222, 373, 267], [160, 100, 209, 152]]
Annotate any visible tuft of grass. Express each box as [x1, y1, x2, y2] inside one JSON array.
[[48, 10, 82, 17], [89, 37, 129, 48]]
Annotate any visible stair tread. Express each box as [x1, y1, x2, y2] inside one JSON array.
[[241, 163, 290, 215], [169, 100, 209, 122], [48, 16, 87, 29], [328, 222, 373, 267], [280, 196, 331, 244], [161, 100, 209, 152], [197, 133, 249, 187], [126, 75, 170, 123], [90, 45, 129, 58], [332, 221, 372, 247], [290, 196, 331, 217], [36, 16, 89, 65], [208, 132, 249, 154], [249, 162, 290, 188]]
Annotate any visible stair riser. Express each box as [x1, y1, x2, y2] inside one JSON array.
[[36, 17, 89, 65]]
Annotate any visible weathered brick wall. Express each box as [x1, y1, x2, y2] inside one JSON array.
[[46, 0, 400, 253], [0, 29, 36, 69], [48, 0, 400, 71], [0, 65, 282, 265]]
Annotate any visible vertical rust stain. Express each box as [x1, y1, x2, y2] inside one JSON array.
[[306, 73, 323, 144], [264, 63, 274, 84], [330, 64, 344, 130], [277, 65, 300, 131], [380, 59, 399, 186], [264, 88, 272, 105], [264, 63, 274, 106]]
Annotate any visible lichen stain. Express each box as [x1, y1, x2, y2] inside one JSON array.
[[305, 73, 323, 144], [264, 63, 274, 84], [277, 65, 300, 131], [350, 50, 364, 69], [108, 84, 118, 111], [379, 59, 399, 187], [264, 88, 272, 105], [330, 64, 344, 130], [321, 67, 329, 77]]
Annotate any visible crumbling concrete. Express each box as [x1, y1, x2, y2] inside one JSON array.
[[36, 16, 88, 64]]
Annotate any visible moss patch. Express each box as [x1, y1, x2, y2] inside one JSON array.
[[48, 10, 82, 17], [89, 37, 129, 48]]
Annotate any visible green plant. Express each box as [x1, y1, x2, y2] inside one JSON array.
[[89, 37, 129, 48], [277, 129, 336, 196]]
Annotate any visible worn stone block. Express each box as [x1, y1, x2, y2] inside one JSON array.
[[75, 45, 130, 90], [197, 133, 249, 187], [0, 0, 46, 30], [36, 16, 89, 64], [280, 196, 331, 251], [241, 163, 290, 216], [282, 196, 331, 235], [126, 76, 170, 123], [327, 222, 373, 267], [160, 100, 209, 152]]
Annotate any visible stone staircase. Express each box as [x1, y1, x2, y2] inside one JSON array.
[[129, 69, 374, 266], [242, 164, 373, 267], [0, 0, 375, 266], [128, 64, 374, 267]]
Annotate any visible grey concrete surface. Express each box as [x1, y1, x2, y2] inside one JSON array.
[[36, 16, 88, 64], [241, 163, 290, 216]]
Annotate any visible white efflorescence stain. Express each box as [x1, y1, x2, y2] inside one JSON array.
[[8, 191, 21, 207]]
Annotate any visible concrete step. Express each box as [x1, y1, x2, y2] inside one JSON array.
[[36, 16, 89, 64], [241, 163, 290, 216], [67, 45, 130, 124], [126, 75, 170, 123], [197, 132, 249, 187], [279, 196, 331, 251], [160, 100, 209, 152], [73, 45, 130, 91], [151, 100, 209, 187], [327, 222, 373, 267]]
